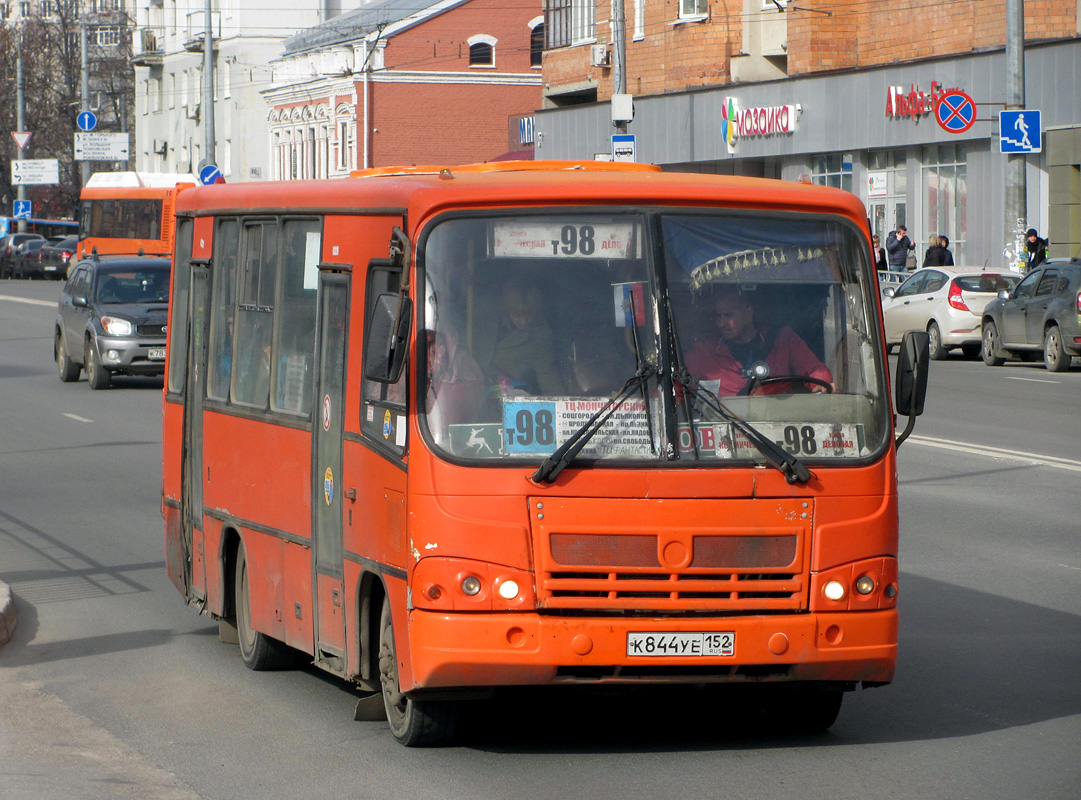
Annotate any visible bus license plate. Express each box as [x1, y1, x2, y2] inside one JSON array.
[[148, 348, 166, 360], [627, 632, 735, 657]]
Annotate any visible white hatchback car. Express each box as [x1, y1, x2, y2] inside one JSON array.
[[882, 268, 1020, 360]]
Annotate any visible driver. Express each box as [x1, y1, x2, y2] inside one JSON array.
[[685, 288, 833, 395]]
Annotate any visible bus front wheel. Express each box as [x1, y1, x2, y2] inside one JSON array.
[[378, 600, 458, 746], [234, 541, 296, 670]]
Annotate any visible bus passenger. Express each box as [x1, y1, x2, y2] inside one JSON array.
[[483, 279, 566, 397], [426, 327, 484, 440], [685, 288, 833, 396]]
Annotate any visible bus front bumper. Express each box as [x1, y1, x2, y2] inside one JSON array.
[[406, 609, 897, 691]]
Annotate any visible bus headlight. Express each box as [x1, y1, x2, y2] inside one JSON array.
[[461, 576, 482, 596], [497, 579, 520, 600], [855, 575, 876, 595], [412, 557, 534, 611], [823, 580, 846, 601]]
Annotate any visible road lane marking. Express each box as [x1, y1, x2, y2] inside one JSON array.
[[1005, 376, 1059, 384], [907, 434, 1081, 473], [0, 294, 56, 307], [64, 413, 93, 423]]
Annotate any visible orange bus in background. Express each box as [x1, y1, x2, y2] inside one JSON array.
[[78, 171, 196, 259], [162, 161, 929, 746]]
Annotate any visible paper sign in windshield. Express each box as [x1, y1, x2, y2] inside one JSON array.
[[503, 398, 654, 456]]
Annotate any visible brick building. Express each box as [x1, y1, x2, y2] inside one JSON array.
[[262, 0, 543, 178], [537, 1, 1081, 266]]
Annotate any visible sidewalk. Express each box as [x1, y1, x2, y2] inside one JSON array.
[[1, 579, 15, 646]]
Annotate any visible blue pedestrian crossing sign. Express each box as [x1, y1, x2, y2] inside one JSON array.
[[77, 111, 98, 132], [13, 200, 32, 218], [1000, 110, 1041, 153]]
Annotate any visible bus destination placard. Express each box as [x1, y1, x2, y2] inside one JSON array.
[[492, 221, 636, 259]]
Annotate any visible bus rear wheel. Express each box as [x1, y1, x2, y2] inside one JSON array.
[[234, 541, 296, 670], [378, 599, 458, 746]]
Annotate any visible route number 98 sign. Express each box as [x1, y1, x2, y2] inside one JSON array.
[[493, 221, 637, 259]]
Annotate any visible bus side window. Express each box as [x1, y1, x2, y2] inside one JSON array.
[[207, 219, 239, 401], [272, 219, 320, 416], [232, 221, 277, 408], [361, 260, 407, 454]]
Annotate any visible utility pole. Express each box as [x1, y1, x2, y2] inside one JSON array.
[[203, 0, 215, 168], [81, 21, 90, 185], [16, 32, 26, 231], [610, 0, 632, 139], [1004, 0, 1026, 270]]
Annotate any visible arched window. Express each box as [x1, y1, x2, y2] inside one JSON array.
[[467, 34, 496, 68], [530, 23, 545, 68]]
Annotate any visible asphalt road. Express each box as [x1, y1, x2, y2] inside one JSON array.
[[1, 279, 1079, 799]]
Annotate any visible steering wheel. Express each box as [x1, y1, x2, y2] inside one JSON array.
[[746, 375, 834, 394]]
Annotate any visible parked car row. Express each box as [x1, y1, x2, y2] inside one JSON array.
[[0, 233, 80, 280], [881, 260, 1080, 371]]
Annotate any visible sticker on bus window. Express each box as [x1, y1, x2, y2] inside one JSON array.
[[324, 467, 334, 505], [678, 422, 862, 459], [613, 282, 646, 327], [383, 409, 393, 440], [448, 423, 502, 455], [492, 221, 636, 259], [503, 398, 654, 457]]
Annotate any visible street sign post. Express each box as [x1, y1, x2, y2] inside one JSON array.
[[999, 109, 1042, 153], [73, 132, 130, 161], [77, 111, 98, 132], [935, 91, 977, 133], [11, 159, 61, 185], [13, 200, 32, 219]]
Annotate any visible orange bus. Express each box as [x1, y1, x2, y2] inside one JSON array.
[[78, 171, 196, 259], [162, 161, 929, 745]]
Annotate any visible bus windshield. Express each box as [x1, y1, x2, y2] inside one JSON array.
[[419, 209, 887, 467]]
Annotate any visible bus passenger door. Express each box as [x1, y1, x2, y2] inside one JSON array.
[[181, 265, 210, 600], [311, 274, 349, 669]]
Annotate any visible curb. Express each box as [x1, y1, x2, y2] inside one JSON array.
[[0, 580, 15, 647]]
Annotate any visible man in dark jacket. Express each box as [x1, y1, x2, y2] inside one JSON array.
[[886, 225, 914, 271], [1025, 228, 1048, 271]]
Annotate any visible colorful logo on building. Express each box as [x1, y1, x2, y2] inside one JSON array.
[[721, 97, 738, 153], [721, 97, 800, 154]]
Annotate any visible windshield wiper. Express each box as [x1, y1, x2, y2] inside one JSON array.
[[678, 373, 812, 485], [531, 364, 657, 485]]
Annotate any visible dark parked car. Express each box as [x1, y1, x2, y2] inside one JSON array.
[[981, 259, 1081, 372], [11, 238, 49, 279], [39, 235, 80, 280], [54, 255, 172, 389], [0, 232, 44, 278]]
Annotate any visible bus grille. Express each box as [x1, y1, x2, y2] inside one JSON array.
[[531, 498, 811, 614]]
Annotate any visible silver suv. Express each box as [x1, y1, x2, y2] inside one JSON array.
[[55, 255, 172, 388]]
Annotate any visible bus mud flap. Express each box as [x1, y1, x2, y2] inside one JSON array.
[[353, 692, 387, 721]]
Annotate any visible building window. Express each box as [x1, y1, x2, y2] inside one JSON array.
[[545, 0, 595, 48], [530, 23, 544, 67], [679, 0, 708, 20], [467, 34, 496, 67], [94, 26, 122, 47], [633, 0, 644, 40], [811, 152, 853, 193], [922, 144, 967, 264]]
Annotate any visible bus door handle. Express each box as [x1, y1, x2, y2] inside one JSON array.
[[345, 488, 356, 502]]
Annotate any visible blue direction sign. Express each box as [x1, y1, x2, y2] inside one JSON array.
[[77, 111, 98, 132], [199, 164, 222, 185], [1000, 109, 1042, 153], [935, 91, 976, 133], [13, 200, 32, 218]]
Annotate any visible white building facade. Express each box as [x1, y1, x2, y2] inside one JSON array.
[[131, 0, 328, 180]]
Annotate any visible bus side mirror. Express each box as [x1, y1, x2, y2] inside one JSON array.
[[894, 329, 929, 448], [364, 292, 412, 383]]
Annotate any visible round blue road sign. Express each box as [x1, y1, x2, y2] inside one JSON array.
[[199, 164, 222, 185], [77, 111, 98, 132], [935, 91, 976, 134]]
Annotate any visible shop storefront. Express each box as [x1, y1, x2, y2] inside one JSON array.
[[536, 40, 1081, 267]]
